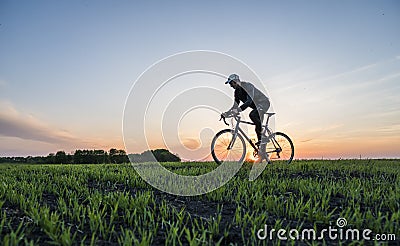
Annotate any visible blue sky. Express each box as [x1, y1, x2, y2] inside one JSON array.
[[0, 1, 399, 158]]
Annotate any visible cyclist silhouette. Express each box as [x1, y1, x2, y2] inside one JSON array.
[[222, 74, 270, 146]]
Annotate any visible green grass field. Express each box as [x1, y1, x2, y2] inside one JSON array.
[[0, 160, 399, 245]]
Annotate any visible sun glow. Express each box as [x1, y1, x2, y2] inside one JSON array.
[[245, 150, 257, 163]]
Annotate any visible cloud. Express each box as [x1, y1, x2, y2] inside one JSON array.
[[307, 124, 344, 133], [0, 101, 128, 157], [376, 124, 400, 135], [0, 136, 55, 157], [181, 138, 201, 150], [299, 138, 314, 143], [276, 57, 399, 94], [0, 101, 81, 146]]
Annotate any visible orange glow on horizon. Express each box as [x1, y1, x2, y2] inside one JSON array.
[[292, 136, 400, 159], [245, 150, 257, 163], [116, 129, 400, 160]]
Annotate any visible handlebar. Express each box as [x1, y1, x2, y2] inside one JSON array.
[[219, 110, 275, 127], [219, 111, 240, 126], [219, 115, 229, 126]]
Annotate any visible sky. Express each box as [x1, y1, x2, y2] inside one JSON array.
[[0, 0, 399, 159]]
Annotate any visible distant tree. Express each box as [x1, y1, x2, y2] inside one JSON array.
[[140, 150, 156, 162], [55, 151, 67, 164], [73, 150, 83, 164], [0, 147, 156, 164], [127, 153, 141, 162], [128, 149, 180, 163], [109, 148, 129, 163], [74, 150, 94, 164], [109, 148, 118, 157], [93, 149, 107, 164], [109, 148, 117, 163], [46, 153, 55, 163], [152, 149, 181, 162], [0, 156, 27, 163]]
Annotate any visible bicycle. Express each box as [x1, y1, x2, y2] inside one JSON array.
[[211, 111, 294, 164]]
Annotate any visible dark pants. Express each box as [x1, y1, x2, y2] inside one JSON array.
[[249, 101, 270, 141]]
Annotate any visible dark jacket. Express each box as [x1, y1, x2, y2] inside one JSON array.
[[234, 82, 269, 111]]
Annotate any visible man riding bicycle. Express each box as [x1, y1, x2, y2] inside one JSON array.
[[222, 74, 270, 147]]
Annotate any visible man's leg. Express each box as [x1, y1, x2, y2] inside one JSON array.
[[250, 103, 271, 163], [255, 101, 270, 141], [249, 109, 267, 163], [249, 109, 262, 142]]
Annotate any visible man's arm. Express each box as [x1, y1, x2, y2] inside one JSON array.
[[239, 83, 255, 111], [232, 89, 241, 109]]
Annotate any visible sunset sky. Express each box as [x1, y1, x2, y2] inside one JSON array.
[[1, 1, 399, 159]]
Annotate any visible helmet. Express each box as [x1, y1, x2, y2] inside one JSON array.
[[225, 74, 240, 84]]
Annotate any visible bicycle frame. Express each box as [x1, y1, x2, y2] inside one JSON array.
[[226, 113, 281, 155], [227, 115, 257, 150]]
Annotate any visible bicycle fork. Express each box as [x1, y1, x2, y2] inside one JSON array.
[[227, 119, 241, 150]]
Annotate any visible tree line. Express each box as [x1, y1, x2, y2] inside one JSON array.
[[0, 149, 180, 164]]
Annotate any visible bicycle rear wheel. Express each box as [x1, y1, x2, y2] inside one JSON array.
[[266, 132, 294, 164], [211, 129, 246, 164]]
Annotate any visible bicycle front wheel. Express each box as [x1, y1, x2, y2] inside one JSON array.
[[211, 129, 246, 164], [266, 132, 294, 164]]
